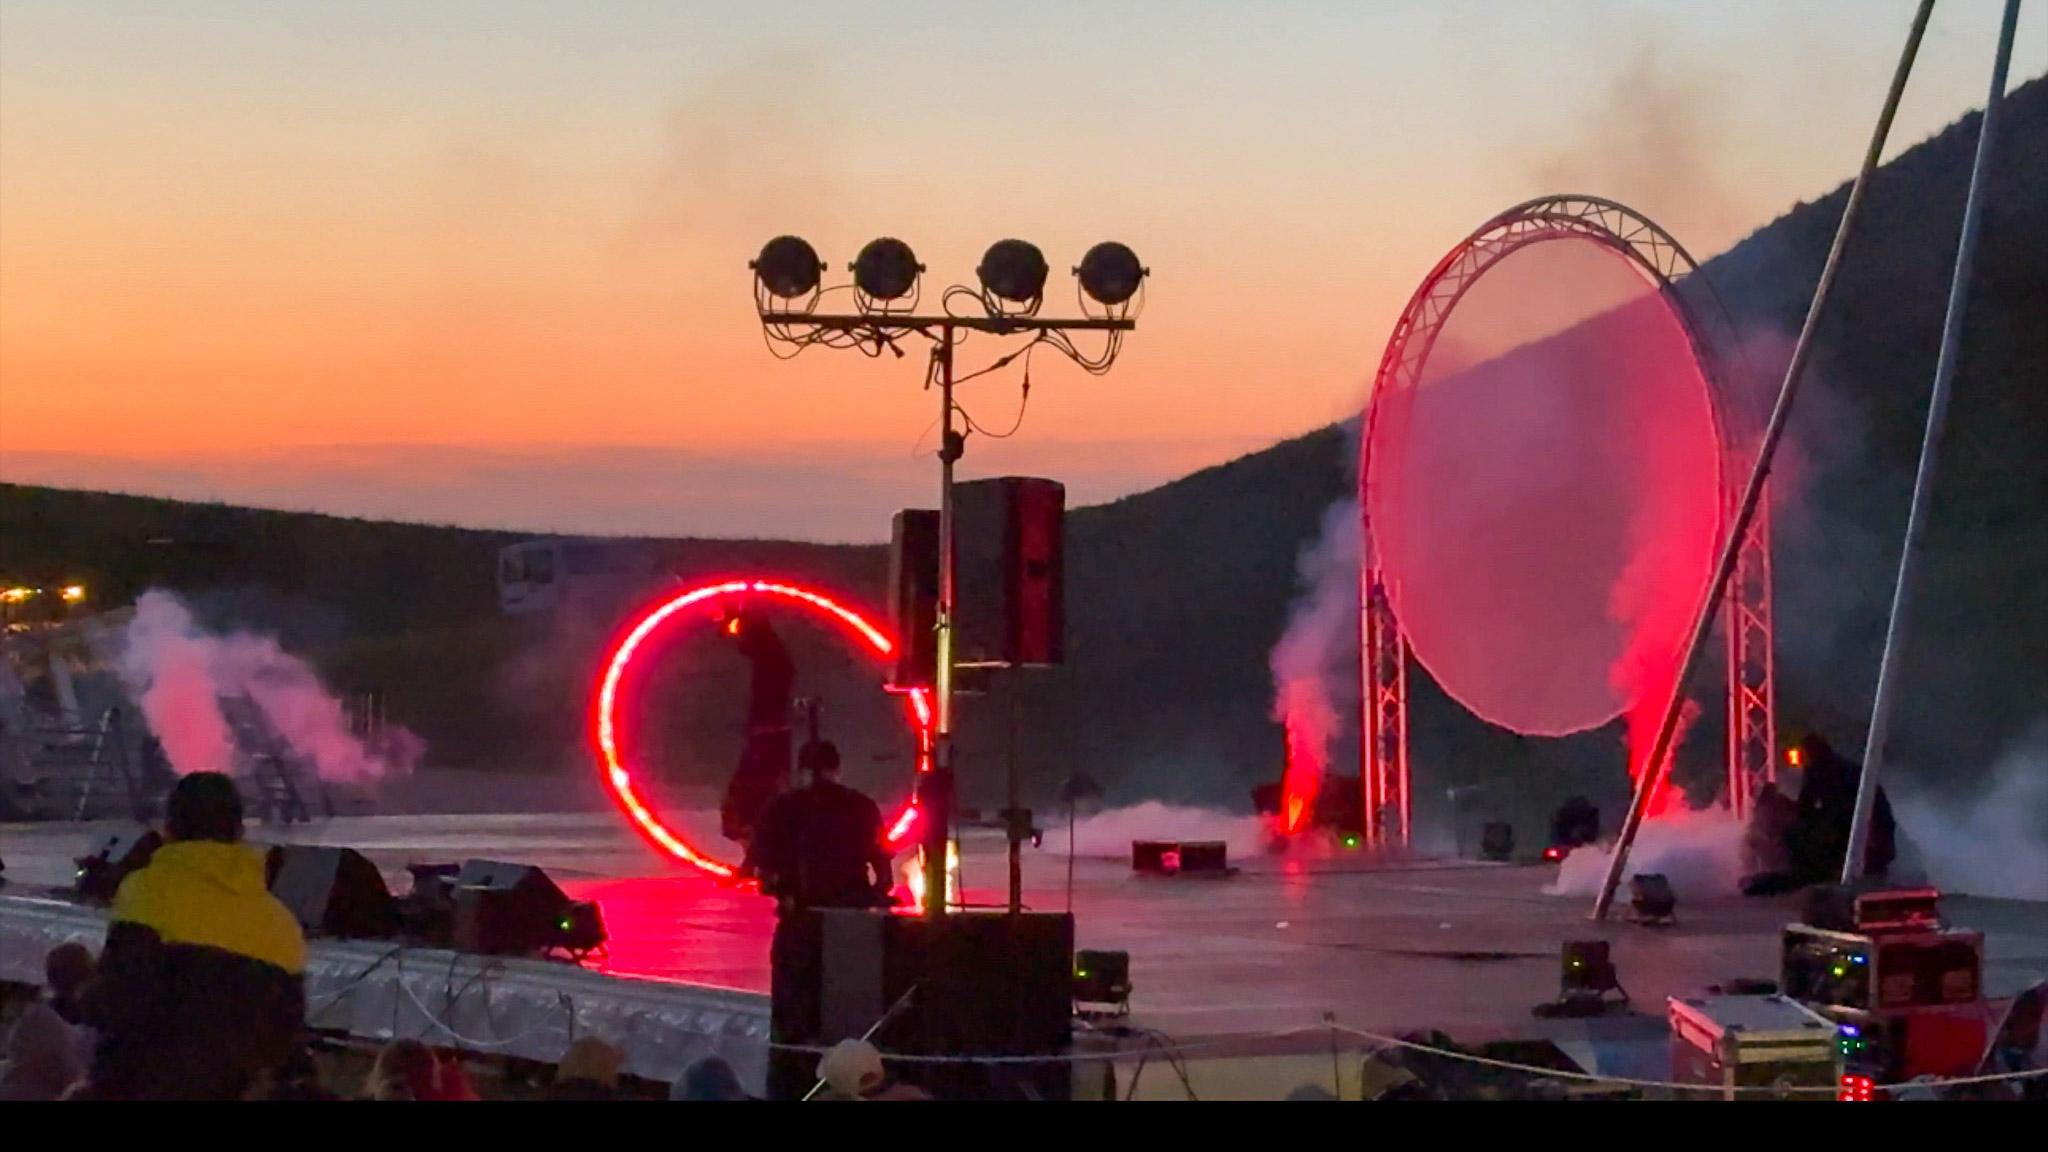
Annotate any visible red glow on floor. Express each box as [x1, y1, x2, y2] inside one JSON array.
[[592, 579, 932, 876]]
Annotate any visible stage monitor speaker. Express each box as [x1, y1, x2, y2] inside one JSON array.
[[888, 509, 940, 690], [955, 477, 1064, 667], [450, 859, 577, 956], [774, 910, 1074, 1101], [74, 824, 162, 903], [269, 845, 397, 939]]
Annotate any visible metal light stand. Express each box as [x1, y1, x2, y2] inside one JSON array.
[[756, 294, 1135, 919]]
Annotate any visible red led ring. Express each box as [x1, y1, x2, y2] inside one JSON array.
[[593, 579, 932, 878]]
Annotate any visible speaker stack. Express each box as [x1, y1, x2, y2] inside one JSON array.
[[771, 910, 1076, 1101]]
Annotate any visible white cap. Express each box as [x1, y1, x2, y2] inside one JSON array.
[[818, 1039, 886, 1098]]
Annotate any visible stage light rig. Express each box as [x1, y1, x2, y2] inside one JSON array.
[[752, 235, 1146, 917]]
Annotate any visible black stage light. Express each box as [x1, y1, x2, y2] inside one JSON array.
[[554, 899, 608, 956], [1561, 940, 1621, 999], [1630, 874, 1677, 925], [1074, 949, 1131, 1008], [1075, 242, 1146, 307], [74, 825, 161, 903], [977, 239, 1049, 304], [752, 235, 824, 299], [1479, 821, 1514, 862], [852, 237, 922, 301]]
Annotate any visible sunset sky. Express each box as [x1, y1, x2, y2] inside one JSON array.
[[4, 1, 2042, 540]]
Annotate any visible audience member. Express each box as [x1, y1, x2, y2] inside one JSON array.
[[0, 941, 97, 1100], [543, 1036, 625, 1100], [81, 772, 309, 1100], [814, 1039, 930, 1101], [672, 1055, 752, 1101], [363, 1038, 476, 1100]]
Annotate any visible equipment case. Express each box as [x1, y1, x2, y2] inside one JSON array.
[[1668, 994, 1839, 1100]]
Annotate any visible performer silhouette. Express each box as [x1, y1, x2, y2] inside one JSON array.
[[719, 609, 794, 847]]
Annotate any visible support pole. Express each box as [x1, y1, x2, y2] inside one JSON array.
[[1592, 0, 1936, 920], [1845, 0, 2022, 885], [925, 324, 960, 918]]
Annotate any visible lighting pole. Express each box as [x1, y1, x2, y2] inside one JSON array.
[[752, 236, 1146, 918]]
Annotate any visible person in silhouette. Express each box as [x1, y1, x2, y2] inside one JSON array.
[[751, 741, 893, 913], [720, 610, 795, 847], [1789, 733, 1896, 882], [82, 771, 307, 1100], [754, 740, 895, 1100]]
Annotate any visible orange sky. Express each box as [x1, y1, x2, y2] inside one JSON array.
[[3, 1, 2041, 539]]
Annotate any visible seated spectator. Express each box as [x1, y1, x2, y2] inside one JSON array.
[[363, 1038, 476, 1101], [44, 942, 94, 1027], [1, 945, 96, 1101], [814, 1039, 930, 1101], [543, 1036, 625, 1100], [671, 1055, 752, 1101], [248, 1043, 341, 1101], [81, 772, 309, 1100], [0, 941, 97, 1100]]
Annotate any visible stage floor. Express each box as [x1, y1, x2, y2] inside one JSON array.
[[7, 812, 2046, 1051]]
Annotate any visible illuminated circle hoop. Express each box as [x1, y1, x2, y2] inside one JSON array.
[[1355, 195, 1776, 847], [593, 579, 933, 878]]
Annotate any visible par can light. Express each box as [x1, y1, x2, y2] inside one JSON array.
[[853, 237, 923, 301], [752, 235, 824, 300], [1075, 241, 1146, 307], [977, 239, 1049, 304]]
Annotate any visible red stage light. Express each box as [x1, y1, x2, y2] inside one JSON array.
[[1838, 1074, 1875, 1102], [593, 579, 932, 877]]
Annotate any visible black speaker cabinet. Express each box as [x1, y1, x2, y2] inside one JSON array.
[[954, 477, 1065, 667], [450, 859, 571, 956], [888, 509, 940, 690], [773, 910, 1075, 1100], [268, 845, 397, 939]]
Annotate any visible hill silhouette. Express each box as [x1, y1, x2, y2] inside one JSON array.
[[5, 77, 2044, 832]]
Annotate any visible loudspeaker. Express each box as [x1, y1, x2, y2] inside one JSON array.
[[268, 845, 397, 939], [74, 825, 162, 903], [777, 910, 1074, 1101], [955, 477, 1064, 667], [1480, 822, 1514, 861], [450, 859, 580, 956], [887, 509, 940, 690]]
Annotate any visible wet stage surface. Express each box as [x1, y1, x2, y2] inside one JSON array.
[[6, 812, 2045, 1047]]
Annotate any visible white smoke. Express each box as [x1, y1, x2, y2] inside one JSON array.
[[1036, 801, 1271, 861], [1269, 499, 1362, 825], [1544, 809, 1745, 900], [116, 590, 421, 785], [1893, 728, 2048, 901]]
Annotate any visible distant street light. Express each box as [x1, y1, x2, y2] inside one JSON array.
[[752, 235, 1147, 917]]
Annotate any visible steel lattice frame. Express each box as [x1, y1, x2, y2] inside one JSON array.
[[1357, 195, 1775, 848]]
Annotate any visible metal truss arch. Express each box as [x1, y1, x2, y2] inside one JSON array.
[[1357, 195, 1775, 848]]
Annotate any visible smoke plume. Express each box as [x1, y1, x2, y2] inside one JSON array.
[[1269, 499, 1361, 833], [1892, 727, 2048, 901], [1544, 809, 1746, 900], [116, 590, 421, 785], [1036, 801, 1270, 861]]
